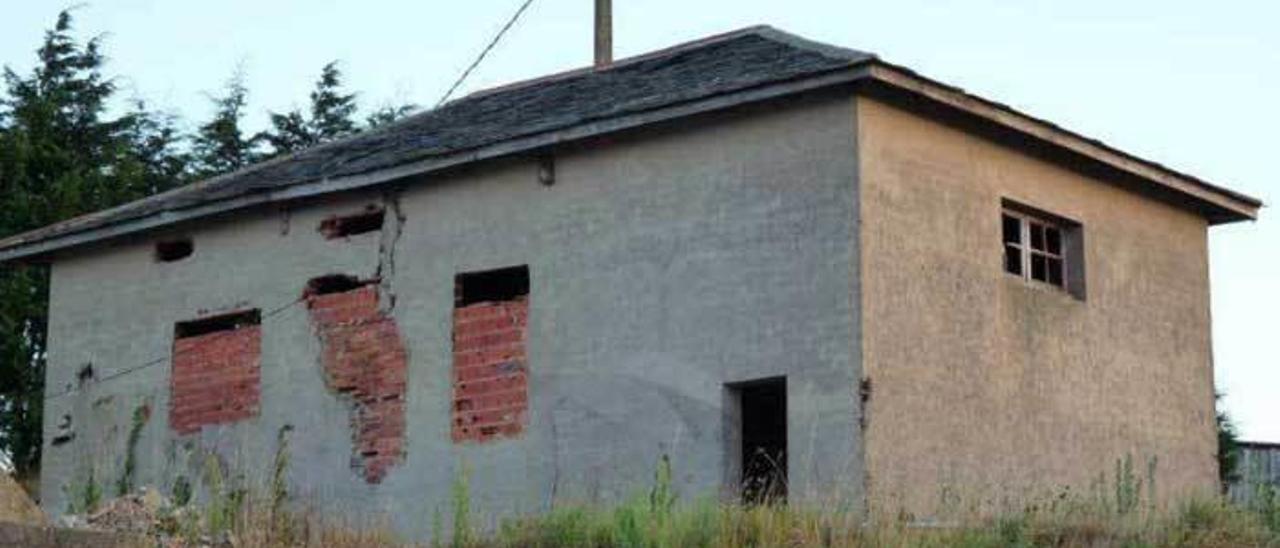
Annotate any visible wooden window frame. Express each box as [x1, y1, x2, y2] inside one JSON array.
[[1001, 200, 1086, 300]]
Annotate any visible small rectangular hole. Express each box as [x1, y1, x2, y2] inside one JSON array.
[[319, 208, 385, 239], [175, 309, 261, 339], [155, 239, 193, 262], [305, 274, 369, 296], [455, 266, 530, 306]]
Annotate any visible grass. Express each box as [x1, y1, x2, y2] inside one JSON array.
[[125, 459, 1280, 547], [141, 492, 1276, 548], [487, 494, 1280, 548]]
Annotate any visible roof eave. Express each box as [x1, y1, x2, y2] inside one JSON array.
[[859, 62, 1261, 224], [0, 64, 877, 264], [0, 57, 1261, 263]]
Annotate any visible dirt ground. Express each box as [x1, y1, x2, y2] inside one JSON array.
[[0, 472, 45, 525]]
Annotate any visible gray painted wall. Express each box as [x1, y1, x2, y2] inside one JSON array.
[[39, 95, 863, 538]]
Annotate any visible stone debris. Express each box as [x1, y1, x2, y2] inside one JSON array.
[[59, 486, 234, 548]]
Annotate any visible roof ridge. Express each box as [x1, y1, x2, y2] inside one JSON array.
[[456, 24, 861, 103]]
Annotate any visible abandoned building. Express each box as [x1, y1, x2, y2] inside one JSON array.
[[0, 26, 1261, 535]]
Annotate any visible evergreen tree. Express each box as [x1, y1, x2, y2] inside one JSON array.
[[262, 62, 358, 156], [1217, 392, 1242, 493], [0, 11, 186, 479], [191, 72, 260, 177], [118, 100, 190, 195], [309, 62, 358, 141], [365, 103, 416, 128]]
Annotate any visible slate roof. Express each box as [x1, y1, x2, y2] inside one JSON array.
[[0, 25, 1259, 260], [0, 26, 874, 256]]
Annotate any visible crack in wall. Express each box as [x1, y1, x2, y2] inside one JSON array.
[[305, 278, 408, 484], [375, 190, 406, 313]]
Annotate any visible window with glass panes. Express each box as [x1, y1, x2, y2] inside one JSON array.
[[1002, 210, 1067, 288]]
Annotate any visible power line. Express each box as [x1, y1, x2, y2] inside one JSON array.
[[435, 0, 537, 108], [42, 295, 305, 402]]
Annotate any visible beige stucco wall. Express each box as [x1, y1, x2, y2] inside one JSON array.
[[856, 96, 1218, 519]]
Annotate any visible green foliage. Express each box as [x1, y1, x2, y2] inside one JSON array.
[[1215, 392, 1242, 493], [366, 103, 417, 128], [270, 424, 298, 544], [115, 401, 151, 496], [649, 454, 675, 516], [261, 62, 359, 156], [191, 70, 261, 177], [64, 466, 102, 514], [202, 453, 248, 536], [0, 10, 186, 479], [171, 475, 192, 507], [452, 464, 473, 547], [1114, 454, 1140, 515], [1249, 481, 1280, 534]]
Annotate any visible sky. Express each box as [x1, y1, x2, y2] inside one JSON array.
[[1, 1, 1275, 442]]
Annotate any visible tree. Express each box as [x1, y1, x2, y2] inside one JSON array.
[[365, 103, 416, 128], [0, 10, 187, 480], [1217, 392, 1242, 494], [261, 62, 358, 156], [191, 71, 261, 177], [117, 100, 190, 195]]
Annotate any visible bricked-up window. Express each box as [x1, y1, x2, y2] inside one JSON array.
[[452, 266, 530, 443], [155, 238, 193, 262], [1002, 201, 1086, 299], [304, 275, 408, 483], [170, 310, 262, 435]]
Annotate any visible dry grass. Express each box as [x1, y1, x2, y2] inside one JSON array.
[[145, 489, 1279, 547]]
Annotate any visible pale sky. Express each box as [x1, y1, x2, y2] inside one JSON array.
[[1, 1, 1275, 442]]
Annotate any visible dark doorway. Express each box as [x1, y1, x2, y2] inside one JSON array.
[[737, 378, 787, 503]]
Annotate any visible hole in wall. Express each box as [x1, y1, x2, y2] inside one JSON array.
[[174, 309, 261, 339], [319, 207, 385, 239], [729, 377, 787, 504], [455, 265, 530, 307], [76, 363, 95, 386], [304, 274, 371, 297], [154, 239, 194, 262], [52, 414, 74, 446]]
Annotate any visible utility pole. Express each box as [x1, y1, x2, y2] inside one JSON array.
[[595, 0, 612, 68]]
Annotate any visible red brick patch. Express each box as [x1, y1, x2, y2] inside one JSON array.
[[306, 284, 408, 484], [170, 320, 261, 435], [452, 297, 528, 443]]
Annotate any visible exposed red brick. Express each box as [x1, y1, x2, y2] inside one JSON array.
[[306, 283, 408, 484], [170, 319, 261, 435], [452, 297, 528, 443]]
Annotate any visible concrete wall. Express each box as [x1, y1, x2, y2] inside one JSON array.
[[855, 96, 1218, 519], [39, 95, 864, 537]]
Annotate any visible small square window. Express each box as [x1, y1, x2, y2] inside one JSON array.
[[1000, 201, 1084, 299]]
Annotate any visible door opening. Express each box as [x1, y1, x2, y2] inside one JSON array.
[[735, 377, 787, 503]]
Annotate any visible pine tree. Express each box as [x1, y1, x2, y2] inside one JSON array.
[[262, 62, 358, 156], [309, 62, 358, 142], [0, 11, 186, 479], [1217, 392, 1242, 493], [365, 103, 416, 128], [118, 100, 191, 195], [191, 72, 261, 177]]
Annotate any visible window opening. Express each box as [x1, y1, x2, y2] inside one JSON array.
[[155, 239, 193, 262]]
